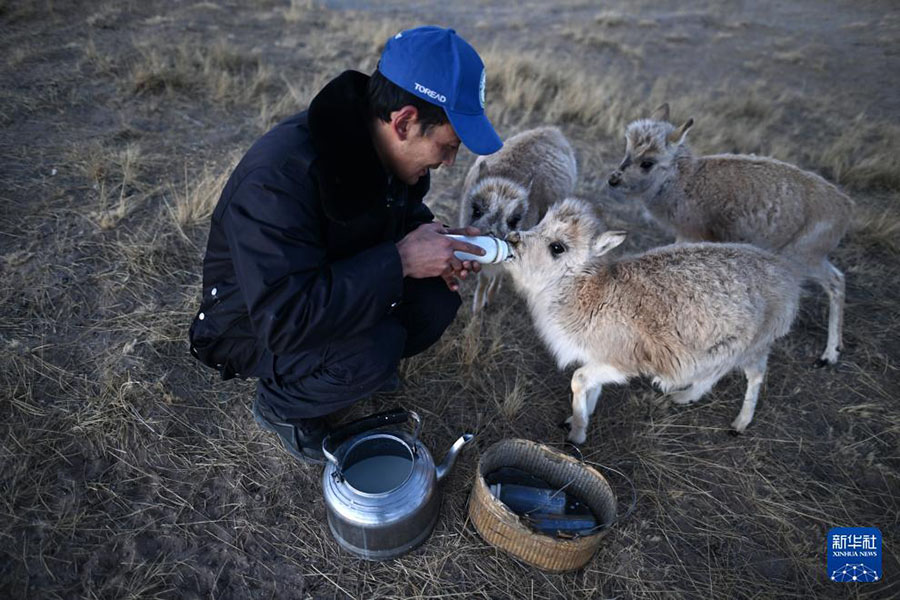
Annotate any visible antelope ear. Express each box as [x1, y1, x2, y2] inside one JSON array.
[[517, 195, 531, 215], [592, 230, 627, 257], [667, 118, 694, 145], [477, 157, 488, 177], [651, 103, 670, 122]]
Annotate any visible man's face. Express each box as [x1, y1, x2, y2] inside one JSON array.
[[392, 120, 461, 185]]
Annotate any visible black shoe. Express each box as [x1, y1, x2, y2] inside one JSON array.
[[252, 399, 329, 464]]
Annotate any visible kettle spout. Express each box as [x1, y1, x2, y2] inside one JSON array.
[[435, 433, 474, 483]]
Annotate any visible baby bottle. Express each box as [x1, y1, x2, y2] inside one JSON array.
[[445, 234, 513, 264]]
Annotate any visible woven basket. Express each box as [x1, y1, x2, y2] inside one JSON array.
[[468, 439, 617, 572]]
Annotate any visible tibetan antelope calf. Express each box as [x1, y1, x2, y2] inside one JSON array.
[[504, 198, 800, 443], [459, 126, 577, 312], [607, 104, 852, 366]]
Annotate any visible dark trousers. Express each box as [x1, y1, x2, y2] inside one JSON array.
[[255, 276, 460, 421]]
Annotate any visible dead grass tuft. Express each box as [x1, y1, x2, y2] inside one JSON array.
[[693, 88, 786, 155], [559, 26, 645, 64], [499, 372, 528, 419], [818, 114, 900, 192], [168, 159, 235, 230], [81, 36, 115, 73], [85, 5, 121, 29], [256, 71, 329, 132], [283, 0, 318, 23], [481, 49, 633, 136], [129, 40, 276, 105], [850, 204, 900, 254], [70, 141, 159, 230], [6, 45, 28, 68], [593, 10, 629, 27]]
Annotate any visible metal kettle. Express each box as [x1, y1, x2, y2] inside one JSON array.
[[321, 408, 474, 560]]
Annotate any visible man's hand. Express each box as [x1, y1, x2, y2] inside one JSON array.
[[439, 225, 483, 291], [396, 223, 485, 289]]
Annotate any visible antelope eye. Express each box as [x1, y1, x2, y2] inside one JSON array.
[[640, 160, 655, 171], [549, 242, 566, 256], [471, 203, 483, 219], [507, 214, 521, 230]]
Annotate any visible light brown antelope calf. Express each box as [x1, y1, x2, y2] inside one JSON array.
[[504, 198, 800, 443], [607, 104, 853, 366]]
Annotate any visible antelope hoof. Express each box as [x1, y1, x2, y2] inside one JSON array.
[[730, 415, 751, 433], [815, 347, 841, 368], [567, 431, 587, 445], [669, 388, 699, 405], [562, 416, 587, 444]]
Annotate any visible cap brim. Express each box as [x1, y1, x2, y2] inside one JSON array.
[[446, 110, 503, 155]]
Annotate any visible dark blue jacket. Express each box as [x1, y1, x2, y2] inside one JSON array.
[[189, 70, 434, 379]]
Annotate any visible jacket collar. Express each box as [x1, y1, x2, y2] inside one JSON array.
[[307, 70, 429, 223]]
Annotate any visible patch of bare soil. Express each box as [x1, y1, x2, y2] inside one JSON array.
[[1, 0, 898, 598]]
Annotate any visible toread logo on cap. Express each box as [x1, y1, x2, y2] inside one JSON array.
[[413, 82, 447, 104]]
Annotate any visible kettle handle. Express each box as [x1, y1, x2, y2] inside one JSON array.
[[321, 408, 422, 473]]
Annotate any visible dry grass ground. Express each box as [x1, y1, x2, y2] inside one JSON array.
[[1, 0, 898, 598]]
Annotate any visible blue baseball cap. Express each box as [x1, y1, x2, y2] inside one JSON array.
[[378, 26, 503, 155]]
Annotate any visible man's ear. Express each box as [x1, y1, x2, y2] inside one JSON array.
[[390, 105, 419, 141], [592, 230, 627, 257]]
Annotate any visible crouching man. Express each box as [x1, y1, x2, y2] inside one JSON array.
[[188, 26, 502, 462]]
